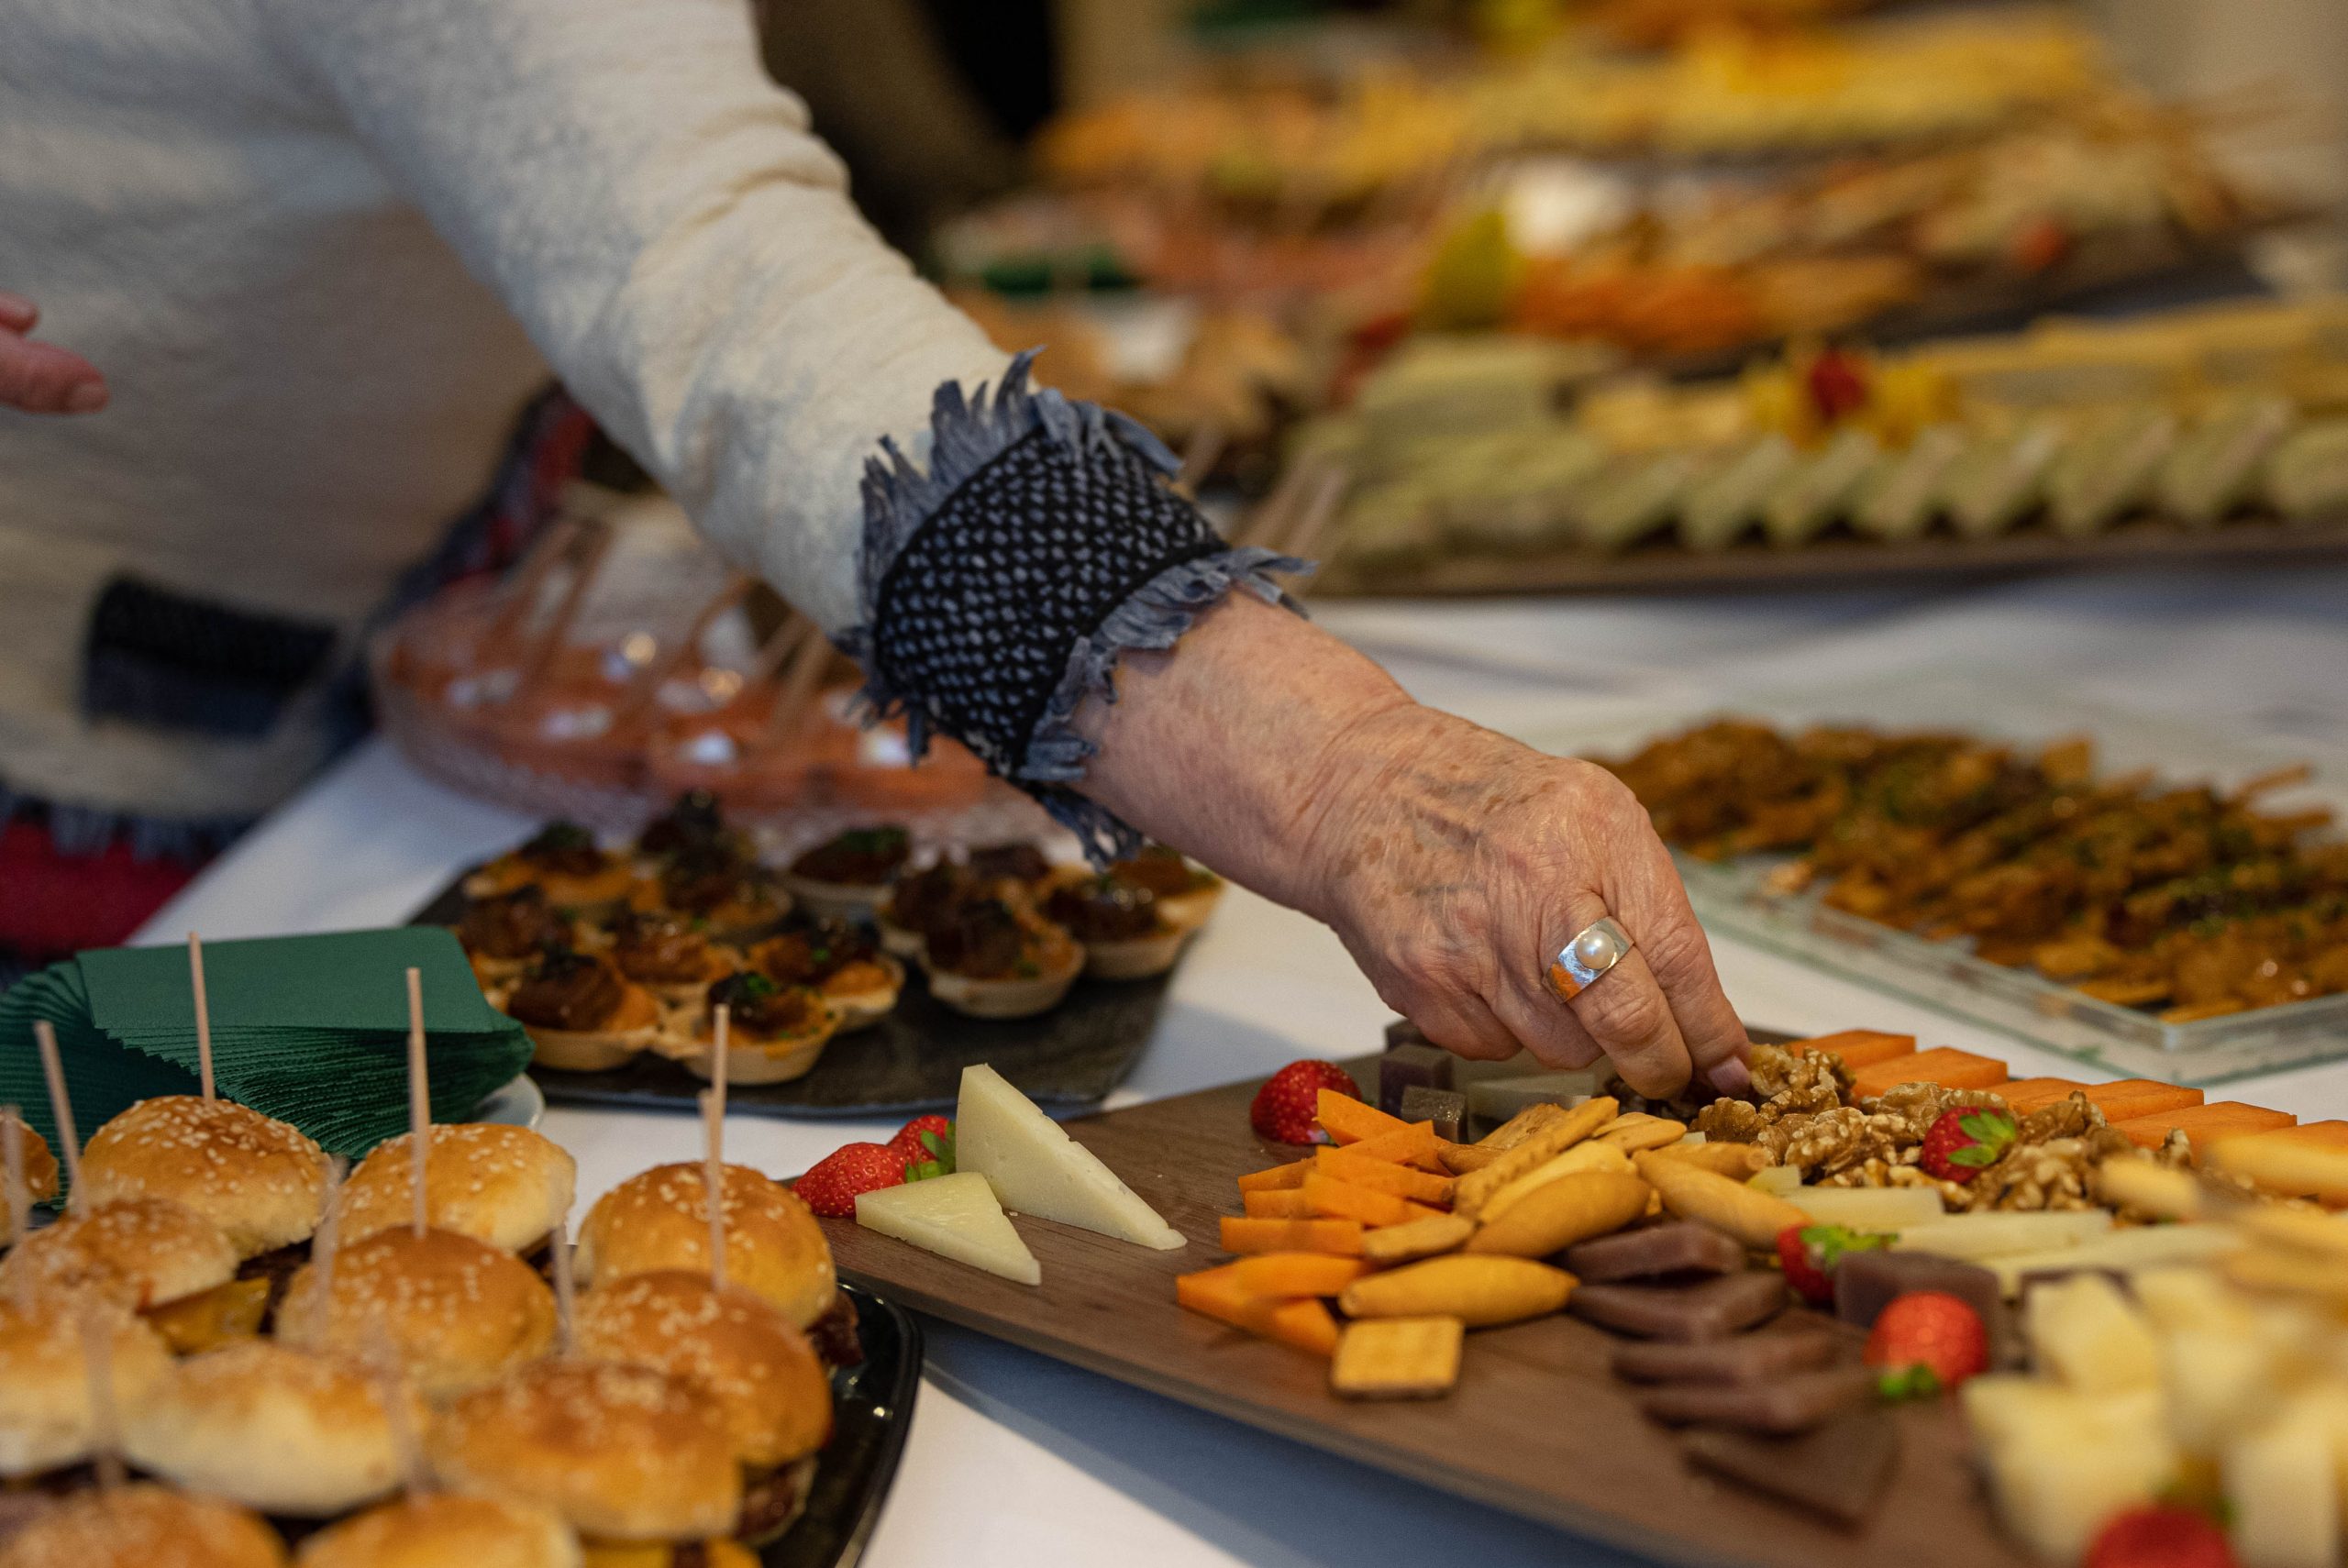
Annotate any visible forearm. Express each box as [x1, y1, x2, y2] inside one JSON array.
[[1071, 594, 1416, 921]]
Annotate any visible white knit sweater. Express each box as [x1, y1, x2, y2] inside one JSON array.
[[0, 0, 1010, 822]]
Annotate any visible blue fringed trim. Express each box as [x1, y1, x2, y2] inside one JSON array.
[[845, 349, 1311, 864]]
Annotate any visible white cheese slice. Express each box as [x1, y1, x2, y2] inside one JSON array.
[[956, 1064, 1186, 1251], [855, 1173, 1040, 1286]]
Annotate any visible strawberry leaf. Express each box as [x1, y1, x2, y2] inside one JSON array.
[[1946, 1143, 2003, 1168], [1876, 1364, 1944, 1402]]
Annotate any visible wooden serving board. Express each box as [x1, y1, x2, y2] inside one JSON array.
[[820, 1072, 2031, 1568]]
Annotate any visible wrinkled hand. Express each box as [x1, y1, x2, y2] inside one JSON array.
[[0, 293, 107, 414], [1298, 704, 1751, 1099]]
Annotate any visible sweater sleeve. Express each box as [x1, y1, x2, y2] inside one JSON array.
[[260, 0, 1009, 635], [265, 0, 1305, 856]]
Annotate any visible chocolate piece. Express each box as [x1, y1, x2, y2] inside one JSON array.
[[1612, 1327, 1844, 1385], [1466, 1072, 1601, 1128], [1563, 1221, 1746, 1284], [1680, 1408, 1902, 1527], [1379, 1044, 1456, 1115], [1640, 1366, 1873, 1432], [1398, 1086, 1467, 1143], [1570, 1272, 1786, 1341], [1833, 1250, 2002, 1331], [1384, 1018, 1432, 1052]]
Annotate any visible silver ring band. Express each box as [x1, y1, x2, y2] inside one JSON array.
[[1547, 916, 1634, 1001]]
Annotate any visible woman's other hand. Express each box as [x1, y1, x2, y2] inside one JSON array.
[[0, 293, 107, 414], [1075, 593, 1752, 1100]]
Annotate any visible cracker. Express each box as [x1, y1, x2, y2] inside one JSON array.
[[1331, 1316, 1465, 1400]]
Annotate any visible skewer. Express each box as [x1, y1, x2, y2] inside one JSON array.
[[506, 518, 614, 709], [702, 1006, 728, 1292], [32, 1021, 82, 1213], [609, 573, 756, 737], [2, 1107, 27, 1250], [549, 1218, 577, 1356], [479, 514, 586, 658], [1174, 423, 1226, 498], [1275, 462, 1350, 561], [308, 1155, 347, 1342], [741, 614, 814, 690], [1233, 455, 1321, 551], [367, 1325, 430, 1497], [188, 932, 216, 1102], [80, 1311, 127, 1490], [404, 968, 430, 1239], [759, 627, 836, 748]]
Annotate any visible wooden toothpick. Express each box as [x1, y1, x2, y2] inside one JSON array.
[[404, 968, 430, 1239], [367, 1324, 430, 1497], [80, 1312, 127, 1490], [309, 1155, 348, 1342], [188, 932, 216, 1102], [702, 1008, 728, 1292], [549, 1217, 577, 1356], [2, 1107, 27, 1249], [32, 1022, 81, 1213]]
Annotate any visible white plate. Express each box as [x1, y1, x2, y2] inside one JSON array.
[[471, 1073, 546, 1130]]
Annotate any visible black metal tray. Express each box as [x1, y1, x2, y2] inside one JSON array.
[[770, 1282, 923, 1568], [411, 877, 1175, 1117]]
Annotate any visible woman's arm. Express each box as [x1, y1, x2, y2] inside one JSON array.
[[0, 293, 105, 414], [1076, 595, 1753, 1099]]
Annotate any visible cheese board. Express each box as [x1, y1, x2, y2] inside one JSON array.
[[817, 1062, 2032, 1568]]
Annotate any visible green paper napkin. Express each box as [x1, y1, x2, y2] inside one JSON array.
[[0, 928, 532, 1183]]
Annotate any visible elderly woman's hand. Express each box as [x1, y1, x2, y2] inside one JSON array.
[[0, 293, 107, 415], [1077, 594, 1752, 1099]]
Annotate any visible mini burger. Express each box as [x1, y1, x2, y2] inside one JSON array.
[[1109, 843, 1222, 931], [652, 975, 836, 1087], [599, 908, 735, 1007], [427, 1361, 746, 1566], [122, 1339, 420, 1518], [573, 1272, 831, 1542], [296, 1493, 581, 1568], [334, 1123, 575, 1259], [1044, 871, 1186, 980], [503, 947, 660, 1074], [573, 1164, 841, 1344], [919, 896, 1084, 1020], [0, 1295, 172, 1485], [456, 886, 575, 989], [747, 922, 903, 1032], [0, 1483, 286, 1568], [0, 1124, 59, 1247], [277, 1227, 556, 1397], [782, 825, 911, 921], [0, 1197, 255, 1353], [465, 822, 637, 909], [78, 1097, 327, 1272]]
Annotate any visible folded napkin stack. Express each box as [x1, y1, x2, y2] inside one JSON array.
[[0, 927, 531, 1168]]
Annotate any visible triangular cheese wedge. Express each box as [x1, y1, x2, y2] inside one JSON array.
[[856, 1172, 1040, 1285], [957, 1064, 1186, 1251]]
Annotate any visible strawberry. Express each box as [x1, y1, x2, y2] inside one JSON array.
[[1250, 1060, 1359, 1144], [1863, 1290, 1989, 1399], [1804, 348, 1870, 423], [1775, 1223, 1893, 1308], [2084, 1507, 2238, 1568], [889, 1114, 955, 1179], [1917, 1107, 2018, 1184], [795, 1143, 909, 1218]]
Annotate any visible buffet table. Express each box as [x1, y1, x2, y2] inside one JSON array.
[[141, 557, 2348, 1568]]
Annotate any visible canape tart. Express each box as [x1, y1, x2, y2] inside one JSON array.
[[503, 946, 662, 1072], [1110, 843, 1222, 932], [1045, 870, 1186, 980], [602, 906, 738, 1007], [919, 897, 1084, 1020], [748, 922, 904, 1032], [463, 821, 637, 909], [783, 825, 912, 921], [658, 973, 840, 1085]]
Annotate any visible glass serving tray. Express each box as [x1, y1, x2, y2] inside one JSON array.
[[1517, 676, 2348, 1086]]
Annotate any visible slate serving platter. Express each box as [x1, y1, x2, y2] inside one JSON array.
[[768, 1283, 922, 1568], [411, 875, 1177, 1118]]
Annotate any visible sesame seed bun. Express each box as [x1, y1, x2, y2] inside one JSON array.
[[572, 1272, 832, 1468], [80, 1098, 327, 1260], [574, 1165, 834, 1330], [0, 1196, 238, 1311], [294, 1492, 582, 1568], [427, 1361, 739, 1542], [338, 1125, 576, 1255], [0, 1483, 286, 1568], [0, 1296, 172, 1479], [121, 1340, 418, 1518], [276, 1228, 556, 1398]]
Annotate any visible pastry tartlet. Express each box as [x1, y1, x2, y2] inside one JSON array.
[[639, 844, 791, 939], [875, 859, 975, 958], [503, 947, 661, 1072], [603, 906, 738, 1007], [455, 884, 574, 990], [464, 821, 638, 910], [1110, 844, 1223, 932], [634, 788, 754, 869], [747, 922, 904, 1032], [1045, 871, 1186, 981], [783, 825, 912, 922], [919, 897, 1084, 1020], [657, 973, 839, 1086]]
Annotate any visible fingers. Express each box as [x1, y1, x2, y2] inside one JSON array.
[[0, 325, 107, 414], [1564, 945, 1695, 1099], [0, 293, 35, 331], [1626, 878, 1752, 1095], [1488, 979, 1604, 1071], [1400, 986, 1523, 1063]]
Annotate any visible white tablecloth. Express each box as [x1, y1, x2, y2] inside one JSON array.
[[140, 557, 2348, 1567]]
